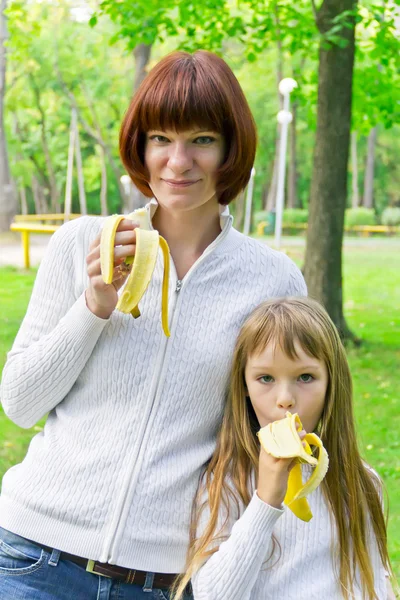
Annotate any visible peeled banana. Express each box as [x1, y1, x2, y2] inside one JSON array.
[[257, 412, 329, 521], [100, 208, 170, 337]]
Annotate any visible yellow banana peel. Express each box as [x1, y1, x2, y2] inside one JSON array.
[[257, 412, 329, 521], [100, 208, 170, 337]]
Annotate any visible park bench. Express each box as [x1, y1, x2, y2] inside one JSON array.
[[256, 221, 399, 237], [10, 214, 82, 269]]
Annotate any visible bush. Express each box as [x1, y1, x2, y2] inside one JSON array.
[[381, 207, 400, 226], [345, 208, 376, 227], [282, 209, 308, 224]]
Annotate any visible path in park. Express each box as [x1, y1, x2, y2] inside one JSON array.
[[0, 232, 399, 269]]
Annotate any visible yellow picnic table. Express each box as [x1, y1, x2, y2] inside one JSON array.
[[10, 214, 82, 269]]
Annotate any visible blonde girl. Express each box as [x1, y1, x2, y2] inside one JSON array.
[[174, 297, 395, 600]]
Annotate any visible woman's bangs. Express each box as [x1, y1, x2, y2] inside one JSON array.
[[138, 68, 226, 133]]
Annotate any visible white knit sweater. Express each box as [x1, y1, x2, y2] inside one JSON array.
[[0, 202, 306, 573], [192, 469, 387, 599]]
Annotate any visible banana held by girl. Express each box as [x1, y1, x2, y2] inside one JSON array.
[[100, 208, 171, 337], [258, 412, 329, 522]]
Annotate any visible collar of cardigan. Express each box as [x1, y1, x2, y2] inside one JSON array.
[[147, 198, 231, 230]]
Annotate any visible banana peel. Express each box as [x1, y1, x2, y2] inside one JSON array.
[[100, 208, 170, 337], [257, 412, 329, 521]]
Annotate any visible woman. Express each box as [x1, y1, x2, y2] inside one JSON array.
[[0, 50, 306, 600]]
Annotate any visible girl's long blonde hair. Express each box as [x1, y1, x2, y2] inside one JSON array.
[[173, 297, 392, 600]]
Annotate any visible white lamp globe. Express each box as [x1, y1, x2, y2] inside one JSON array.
[[278, 78, 298, 95]]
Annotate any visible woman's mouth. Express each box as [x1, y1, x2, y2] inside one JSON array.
[[162, 179, 200, 188]]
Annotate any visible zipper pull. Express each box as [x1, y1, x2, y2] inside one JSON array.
[[176, 279, 182, 293]]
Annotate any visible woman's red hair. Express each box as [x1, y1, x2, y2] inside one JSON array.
[[119, 50, 257, 205]]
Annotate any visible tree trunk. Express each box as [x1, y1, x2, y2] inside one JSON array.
[[29, 74, 60, 214], [234, 190, 245, 231], [133, 43, 152, 92], [362, 126, 377, 209], [19, 184, 28, 214], [264, 24, 284, 211], [98, 145, 108, 216], [74, 118, 87, 215], [304, 0, 359, 342], [129, 43, 153, 212], [64, 107, 76, 219], [32, 175, 47, 214], [287, 101, 299, 209], [0, 0, 17, 231], [351, 131, 359, 208]]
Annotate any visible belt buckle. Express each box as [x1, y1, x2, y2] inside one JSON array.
[[86, 559, 112, 579]]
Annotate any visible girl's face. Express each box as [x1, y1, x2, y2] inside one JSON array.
[[144, 128, 225, 214], [244, 339, 328, 433]]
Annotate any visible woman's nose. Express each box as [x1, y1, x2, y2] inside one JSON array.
[[167, 142, 193, 173], [276, 385, 295, 409]]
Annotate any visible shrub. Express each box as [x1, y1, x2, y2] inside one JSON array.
[[381, 207, 400, 226], [282, 209, 308, 224], [345, 208, 376, 227]]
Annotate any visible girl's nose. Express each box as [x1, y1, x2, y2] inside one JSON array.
[[167, 142, 193, 173], [276, 385, 295, 410]]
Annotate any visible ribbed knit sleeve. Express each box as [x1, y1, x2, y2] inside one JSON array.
[[0, 218, 107, 428], [192, 493, 284, 600]]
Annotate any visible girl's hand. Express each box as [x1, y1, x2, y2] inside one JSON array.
[[257, 428, 306, 509], [85, 220, 138, 319]]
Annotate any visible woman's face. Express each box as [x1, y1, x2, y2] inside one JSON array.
[[244, 339, 328, 433], [144, 128, 225, 214]]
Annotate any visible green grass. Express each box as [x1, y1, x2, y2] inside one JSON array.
[[0, 240, 399, 581]]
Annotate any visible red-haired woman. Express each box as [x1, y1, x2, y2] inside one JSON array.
[[0, 51, 306, 600]]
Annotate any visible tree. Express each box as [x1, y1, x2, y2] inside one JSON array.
[[304, 1, 358, 340], [0, 0, 16, 231]]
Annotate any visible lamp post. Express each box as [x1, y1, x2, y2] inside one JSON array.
[[274, 77, 297, 249]]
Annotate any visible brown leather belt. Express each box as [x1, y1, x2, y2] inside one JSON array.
[[41, 545, 178, 588]]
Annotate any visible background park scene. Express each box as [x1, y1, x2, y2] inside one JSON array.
[[0, 0, 399, 584]]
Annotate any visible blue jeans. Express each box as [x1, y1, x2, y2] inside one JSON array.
[[0, 527, 193, 600]]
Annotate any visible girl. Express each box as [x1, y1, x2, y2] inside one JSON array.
[[174, 297, 395, 600], [0, 52, 306, 599]]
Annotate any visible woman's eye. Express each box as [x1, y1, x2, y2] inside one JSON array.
[[193, 136, 215, 145], [299, 374, 314, 383], [259, 375, 274, 384], [149, 135, 169, 143]]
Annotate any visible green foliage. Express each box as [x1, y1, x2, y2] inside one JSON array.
[[345, 208, 376, 227], [282, 208, 308, 224], [381, 207, 400, 227]]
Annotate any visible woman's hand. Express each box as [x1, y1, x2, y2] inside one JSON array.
[[85, 219, 138, 319], [257, 428, 306, 509]]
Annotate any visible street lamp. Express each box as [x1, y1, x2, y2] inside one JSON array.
[[274, 77, 298, 249]]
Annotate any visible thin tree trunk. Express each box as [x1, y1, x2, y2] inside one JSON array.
[[133, 43, 152, 92], [363, 126, 377, 209], [287, 101, 299, 209], [29, 74, 60, 213], [129, 43, 153, 212], [265, 25, 284, 211], [64, 107, 76, 220], [32, 175, 47, 214], [351, 131, 359, 208], [19, 184, 28, 214], [0, 0, 17, 231], [304, 0, 359, 343], [234, 190, 245, 231], [98, 145, 108, 216], [74, 117, 87, 215]]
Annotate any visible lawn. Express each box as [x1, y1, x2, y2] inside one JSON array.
[[0, 237, 399, 581]]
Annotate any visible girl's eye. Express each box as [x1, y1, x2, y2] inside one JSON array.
[[299, 374, 314, 383], [259, 375, 274, 384], [193, 136, 215, 145], [149, 135, 169, 143]]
